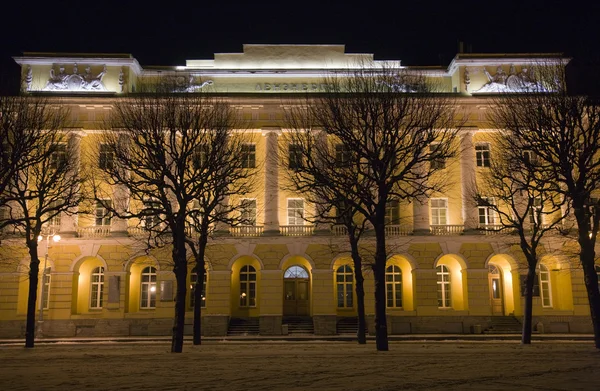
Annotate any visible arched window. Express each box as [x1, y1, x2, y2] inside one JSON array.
[[336, 265, 354, 308], [488, 265, 501, 300], [140, 266, 157, 309], [385, 265, 402, 308], [284, 265, 309, 279], [190, 267, 207, 309], [90, 267, 104, 309], [240, 265, 256, 307], [437, 265, 451, 308], [539, 265, 552, 308]]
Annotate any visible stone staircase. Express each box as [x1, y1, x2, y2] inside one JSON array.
[[227, 318, 260, 336], [283, 317, 314, 334], [336, 317, 368, 335], [484, 316, 522, 334]]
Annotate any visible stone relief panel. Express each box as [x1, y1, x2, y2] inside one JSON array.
[[44, 64, 108, 91], [474, 65, 549, 93]]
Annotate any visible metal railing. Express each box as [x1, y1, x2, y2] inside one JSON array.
[[230, 225, 264, 237], [76, 226, 111, 238], [279, 225, 315, 236], [430, 224, 464, 235]]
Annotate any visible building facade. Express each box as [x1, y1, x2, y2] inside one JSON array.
[[0, 45, 596, 338]]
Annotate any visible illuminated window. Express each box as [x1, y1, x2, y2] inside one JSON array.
[[478, 197, 496, 225], [475, 143, 490, 167], [240, 199, 257, 225], [385, 199, 400, 225], [336, 265, 354, 308], [140, 266, 157, 309], [437, 265, 451, 308], [98, 143, 114, 170], [385, 265, 402, 308], [241, 144, 256, 168], [95, 200, 112, 226], [284, 265, 309, 279], [288, 143, 303, 170], [287, 199, 304, 225], [239, 265, 256, 307], [90, 267, 104, 309], [539, 265, 552, 308], [489, 265, 501, 299], [189, 267, 207, 309], [50, 143, 67, 170], [430, 199, 448, 225]]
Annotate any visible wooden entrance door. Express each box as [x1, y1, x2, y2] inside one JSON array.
[[283, 266, 310, 316], [489, 265, 504, 315]]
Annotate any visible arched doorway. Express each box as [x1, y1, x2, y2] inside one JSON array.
[[488, 264, 504, 315], [283, 266, 309, 316]]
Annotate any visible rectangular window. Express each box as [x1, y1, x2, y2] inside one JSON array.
[[475, 143, 491, 167], [190, 271, 207, 309], [287, 199, 304, 225], [47, 200, 61, 228], [522, 150, 537, 164], [1, 141, 11, 166], [95, 200, 112, 226], [430, 143, 446, 170], [240, 198, 257, 225], [478, 197, 496, 225], [384, 199, 400, 225], [193, 144, 209, 170], [529, 197, 542, 224], [430, 198, 448, 225], [335, 143, 351, 166], [142, 200, 161, 229], [50, 143, 67, 170], [519, 274, 540, 297], [90, 267, 104, 309], [288, 144, 302, 170], [98, 143, 114, 170], [41, 271, 51, 310], [241, 144, 256, 169]]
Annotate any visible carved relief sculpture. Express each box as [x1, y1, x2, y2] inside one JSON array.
[[464, 67, 470, 91], [475, 64, 548, 93], [44, 64, 108, 91], [25, 66, 33, 91], [118, 67, 125, 93]]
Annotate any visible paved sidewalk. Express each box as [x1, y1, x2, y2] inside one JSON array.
[[0, 333, 594, 345]]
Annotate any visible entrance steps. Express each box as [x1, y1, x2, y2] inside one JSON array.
[[484, 316, 522, 334], [283, 317, 314, 334], [336, 317, 368, 335], [227, 318, 260, 336]]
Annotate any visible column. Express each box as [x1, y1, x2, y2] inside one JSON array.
[[460, 130, 478, 231], [262, 128, 280, 235], [112, 133, 130, 235], [61, 130, 84, 236]]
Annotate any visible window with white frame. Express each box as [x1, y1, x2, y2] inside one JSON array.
[[288, 143, 303, 170], [528, 197, 542, 225], [95, 200, 112, 226], [437, 265, 451, 308], [384, 199, 400, 225], [385, 265, 402, 308], [430, 198, 448, 225], [193, 144, 209, 170], [336, 265, 354, 308], [239, 265, 256, 307], [539, 265, 552, 308], [41, 272, 51, 310], [142, 199, 161, 229], [241, 144, 256, 169], [478, 197, 496, 225], [240, 198, 257, 225], [190, 266, 207, 309], [98, 143, 114, 170], [90, 266, 104, 309], [50, 143, 67, 170], [430, 143, 446, 170], [140, 266, 157, 309], [47, 200, 61, 228], [287, 199, 304, 225], [475, 143, 491, 167]]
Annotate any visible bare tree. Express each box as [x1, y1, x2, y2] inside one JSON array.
[[487, 61, 600, 348], [285, 63, 461, 351], [0, 95, 80, 348], [282, 121, 370, 343], [94, 83, 244, 352], [472, 129, 566, 344]]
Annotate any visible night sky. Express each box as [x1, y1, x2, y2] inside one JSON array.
[[0, 0, 598, 92]]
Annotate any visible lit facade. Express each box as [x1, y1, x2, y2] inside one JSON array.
[[0, 45, 595, 338]]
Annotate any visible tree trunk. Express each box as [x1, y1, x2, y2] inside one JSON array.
[[348, 231, 366, 344], [373, 221, 389, 351], [521, 265, 536, 345], [171, 231, 188, 353], [573, 206, 600, 349], [25, 242, 40, 348], [193, 229, 209, 345]]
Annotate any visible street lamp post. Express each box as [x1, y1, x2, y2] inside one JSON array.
[[37, 233, 60, 328]]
